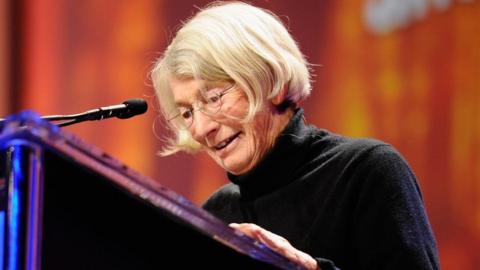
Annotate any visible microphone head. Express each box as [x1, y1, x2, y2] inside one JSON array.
[[118, 98, 148, 119]]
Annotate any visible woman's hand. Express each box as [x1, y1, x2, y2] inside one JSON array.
[[230, 223, 320, 270]]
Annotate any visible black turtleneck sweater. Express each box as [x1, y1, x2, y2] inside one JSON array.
[[203, 109, 440, 270]]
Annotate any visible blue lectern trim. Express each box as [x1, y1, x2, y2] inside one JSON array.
[[8, 150, 23, 270], [0, 211, 4, 270]]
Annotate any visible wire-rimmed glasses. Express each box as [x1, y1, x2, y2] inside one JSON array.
[[167, 84, 236, 130]]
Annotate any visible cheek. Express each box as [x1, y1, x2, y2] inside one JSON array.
[[241, 125, 267, 161], [246, 114, 277, 159], [222, 95, 250, 118], [240, 129, 257, 152]]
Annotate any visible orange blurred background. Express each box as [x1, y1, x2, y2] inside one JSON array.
[[1, 0, 479, 268]]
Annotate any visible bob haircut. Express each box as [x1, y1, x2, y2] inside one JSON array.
[[151, 1, 311, 155]]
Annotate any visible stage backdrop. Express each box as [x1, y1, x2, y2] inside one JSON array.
[[0, 0, 10, 116], [4, 0, 480, 269]]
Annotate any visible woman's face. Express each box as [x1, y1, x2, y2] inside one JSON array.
[[169, 77, 290, 175]]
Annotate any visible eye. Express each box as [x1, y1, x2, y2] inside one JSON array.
[[178, 107, 193, 120], [204, 88, 223, 104], [206, 93, 221, 103]]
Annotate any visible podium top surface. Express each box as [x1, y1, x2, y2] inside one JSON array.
[[0, 111, 305, 270]]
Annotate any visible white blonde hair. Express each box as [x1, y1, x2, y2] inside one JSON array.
[[151, 1, 311, 155]]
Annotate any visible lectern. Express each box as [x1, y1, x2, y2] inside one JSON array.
[[0, 111, 303, 270]]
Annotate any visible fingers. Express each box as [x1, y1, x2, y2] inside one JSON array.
[[229, 223, 319, 270], [229, 223, 261, 239]]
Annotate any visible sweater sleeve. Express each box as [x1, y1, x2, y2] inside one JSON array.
[[352, 145, 439, 270], [314, 257, 340, 270]]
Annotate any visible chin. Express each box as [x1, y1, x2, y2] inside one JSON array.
[[208, 141, 255, 175], [217, 156, 251, 175]]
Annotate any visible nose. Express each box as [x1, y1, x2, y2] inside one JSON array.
[[190, 110, 219, 144]]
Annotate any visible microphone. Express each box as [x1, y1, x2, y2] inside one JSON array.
[[73, 98, 148, 121], [1, 98, 148, 128]]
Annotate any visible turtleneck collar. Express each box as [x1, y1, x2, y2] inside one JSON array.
[[227, 108, 311, 200]]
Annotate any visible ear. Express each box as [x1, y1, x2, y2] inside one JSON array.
[[271, 85, 288, 106]]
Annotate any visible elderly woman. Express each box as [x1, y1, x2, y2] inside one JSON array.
[[151, 2, 439, 270]]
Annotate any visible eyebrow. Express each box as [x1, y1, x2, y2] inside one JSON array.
[[174, 100, 192, 107]]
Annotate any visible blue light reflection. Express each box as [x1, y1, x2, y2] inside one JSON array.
[[0, 211, 5, 270], [8, 148, 23, 270]]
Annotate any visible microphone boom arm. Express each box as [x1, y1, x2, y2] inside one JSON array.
[[0, 98, 148, 128]]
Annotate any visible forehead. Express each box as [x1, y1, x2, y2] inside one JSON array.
[[168, 77, 200, 105]]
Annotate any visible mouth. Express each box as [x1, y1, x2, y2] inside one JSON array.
[[213, 132, 241, 151]]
